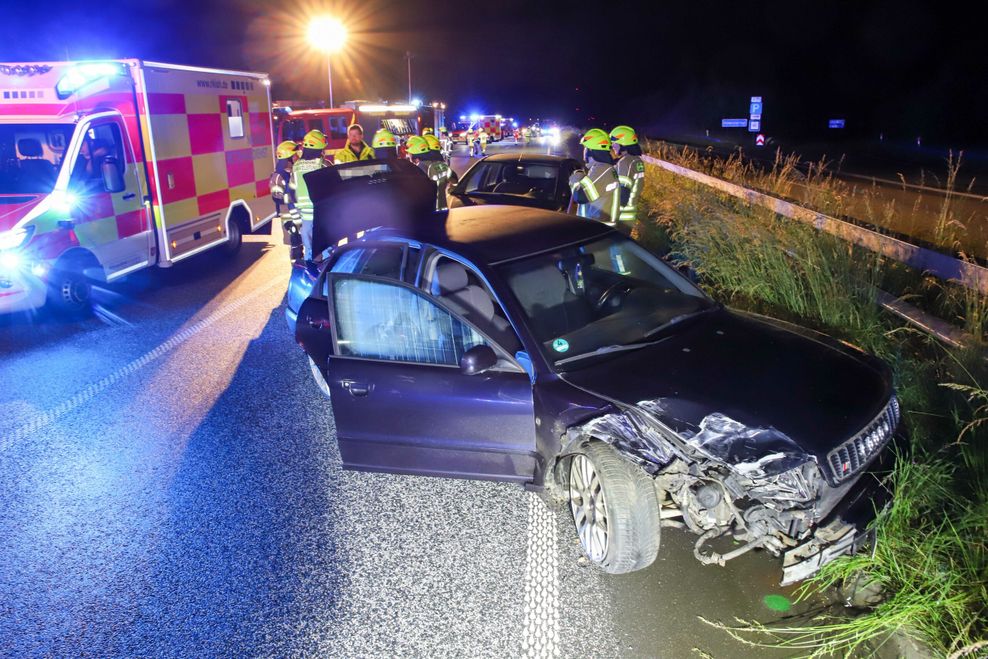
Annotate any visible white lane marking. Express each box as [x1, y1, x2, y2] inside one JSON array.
[[521, 493, 560, 658], [2, 278, 283, 451]]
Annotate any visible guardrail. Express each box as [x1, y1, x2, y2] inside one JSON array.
[[642, 155, 978, 346], [642, 155, 988, 297]]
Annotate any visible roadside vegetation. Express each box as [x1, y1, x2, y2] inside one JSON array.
[[637, 143, 988, 657]]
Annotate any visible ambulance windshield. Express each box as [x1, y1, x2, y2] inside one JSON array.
[[0, 124, 75, 195]]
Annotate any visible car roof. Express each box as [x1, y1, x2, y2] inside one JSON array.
[[379, 205, 615, 265], [477, 153, 575, 165]]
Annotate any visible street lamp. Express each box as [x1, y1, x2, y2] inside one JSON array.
[[307, 16, 347, 108]]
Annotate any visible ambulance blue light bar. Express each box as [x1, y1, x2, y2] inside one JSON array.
[[55, 62, 127, 99]]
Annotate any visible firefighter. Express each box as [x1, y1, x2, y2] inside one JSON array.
[[463, 128, 474, 157], [478, 127, 488, 155], [287, 129, 329, 263], [372, 128, 399, 159], [270, 140, 298, 235], [422, 127, 434, 136], [334, 123, 375, 163], [609, 125, 645, 225], [568, 128, 620, 224], [438, 126, 451, 161], [407, 135, 451, 211]]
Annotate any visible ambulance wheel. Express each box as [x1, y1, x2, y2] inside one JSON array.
[[222, 218, 243, 256], [48, 255, 95, 317]]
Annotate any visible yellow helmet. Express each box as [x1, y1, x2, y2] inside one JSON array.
[[580, 128, 611, 151], [609, 125, 638, 146], [422, 127, 435, 135], [301, 129, 327, 150], [276, 140, 299, 160], [423, 134, 441, 151], [372, 129, 397, 149], [406, 135, 431, 156]]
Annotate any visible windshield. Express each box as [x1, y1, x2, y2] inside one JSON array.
[[462, 161, 560, 201], [498, 234, 713, 368], [0, 123, 75, 195]]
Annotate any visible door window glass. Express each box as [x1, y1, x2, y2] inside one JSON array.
[[333, 277, 487, 366], [70, 121, 124, 192], [330, 245, 406, 279], [226, 99, 245, 138]]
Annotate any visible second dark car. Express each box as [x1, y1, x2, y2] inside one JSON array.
[[447, 153, 583, 213]]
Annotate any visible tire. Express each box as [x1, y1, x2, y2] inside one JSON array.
[[568, 441, 661, 574], [47, 257, 95, 317], [308, 356, 332, 399], [221, 217, 243, 256]]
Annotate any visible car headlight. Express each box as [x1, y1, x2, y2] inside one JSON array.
[[0, 226, 34, 251]]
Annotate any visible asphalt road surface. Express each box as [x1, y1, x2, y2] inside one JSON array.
[[2, 143, 831, 657]]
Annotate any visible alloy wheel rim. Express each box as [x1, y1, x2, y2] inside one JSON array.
[[569, 454, 609, 562]]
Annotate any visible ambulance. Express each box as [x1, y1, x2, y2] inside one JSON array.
[[0, 60, 276, 315]]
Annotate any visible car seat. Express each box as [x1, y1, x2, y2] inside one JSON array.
[[17, 138, 57, 186], [434, 261, 520, 352]]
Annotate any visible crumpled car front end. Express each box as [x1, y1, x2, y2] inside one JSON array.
[[566, 396, 900, 585]]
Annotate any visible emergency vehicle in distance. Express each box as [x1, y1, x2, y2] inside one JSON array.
[[0, 60, 276, 315], [450, 114, 505, 144], [279, 101, 421, 159]]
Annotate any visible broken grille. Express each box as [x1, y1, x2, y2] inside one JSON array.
[[827, 396, 900, 485]]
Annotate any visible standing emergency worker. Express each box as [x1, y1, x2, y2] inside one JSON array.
[[568, 128, 620, 224], [478, 127, 488, 155], [334, 123, 375, 163], [609, 125, 645, 225], [372, 128, 399, 159], [422, 127, 434, 136], [288, 130, 329, 262], [407, 135, 451, 211], [438, 126, 451, 161], [270, 140, 298, 234]]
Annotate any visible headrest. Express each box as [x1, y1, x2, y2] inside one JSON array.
[[436, 262, 469, 293], [18, 138, 43, 158]]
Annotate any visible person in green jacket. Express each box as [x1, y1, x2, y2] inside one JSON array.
[[287, 129, 328, 262], [609, 125, 645, 225], [334, 123, 375, 163], [407, 135, 451, 211]]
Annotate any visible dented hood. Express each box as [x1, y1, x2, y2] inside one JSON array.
[[560, 309, 892, 461]]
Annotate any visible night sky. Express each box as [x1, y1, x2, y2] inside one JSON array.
[[1, 0, 984, 145]]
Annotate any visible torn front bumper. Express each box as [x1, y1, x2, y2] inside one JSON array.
[[779, 448, 892, 586]]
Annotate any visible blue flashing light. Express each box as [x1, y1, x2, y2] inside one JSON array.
[[55, 62, 126, 100]]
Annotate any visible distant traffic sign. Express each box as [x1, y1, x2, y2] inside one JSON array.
[[749, 101, 763, 115], [829, 119, 846, 129], [749, 119, 761, 132], [755, 133, 765, 146], [721, 118, 748, 128], [751, 96, 762, 103]]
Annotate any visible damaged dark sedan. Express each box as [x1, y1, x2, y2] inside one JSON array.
[[289, 160, 900, 585]]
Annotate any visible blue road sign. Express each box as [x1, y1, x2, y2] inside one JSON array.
[[750, 102, 763, 115], [721, 118, 748, 128], [751, 96, 762, 103], [829, 119, 846, 129], [748, 119, 761, 132]]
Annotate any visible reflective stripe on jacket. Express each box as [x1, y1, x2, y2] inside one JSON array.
[[334, 142, 375, 163], [615, 154, 645, 223], [288, 157, 327, 222], [569, 160, 619, 224]]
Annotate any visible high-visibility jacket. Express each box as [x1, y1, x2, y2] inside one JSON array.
[[615, 154, 645, 224], [288, 157, 328, 223], [568, 160, 620, 224], [334, 141, 375, 163]]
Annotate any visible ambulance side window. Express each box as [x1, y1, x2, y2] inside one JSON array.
[[226, 99, 245, 139]]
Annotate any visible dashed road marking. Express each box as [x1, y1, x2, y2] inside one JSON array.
[[521, 493, 560, 658], [2, 278, 282, 451]]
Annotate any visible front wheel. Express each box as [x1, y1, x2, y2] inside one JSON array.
[[47, 260, 94, 317], [221, 218, 243, 256], [568, 441, 660, 574]]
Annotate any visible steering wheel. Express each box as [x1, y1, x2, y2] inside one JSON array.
[[594, 282, 634, 312]]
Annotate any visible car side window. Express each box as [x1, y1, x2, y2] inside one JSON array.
[[464, 163, 505, 193], [332, 277, 488, 366], [428, 256, 522, 353]]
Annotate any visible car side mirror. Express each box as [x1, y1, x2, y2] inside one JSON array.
[[460, 344, 497, 375], [101, 157, 125, 193]]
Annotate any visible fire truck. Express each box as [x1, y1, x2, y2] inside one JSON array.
[[279, 101, 420, 159], [0, 60, 276, 315]]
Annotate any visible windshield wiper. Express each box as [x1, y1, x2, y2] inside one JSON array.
[[642, 304, 721, 339], [554, 339, 667, 366]]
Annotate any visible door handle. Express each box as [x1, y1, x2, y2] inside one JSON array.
[[343, 380, 372, 397], [122, 193, 136, 200]]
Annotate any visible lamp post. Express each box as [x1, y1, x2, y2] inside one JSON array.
[[307, 16, 347, 108], [405, 51, 413, 102]]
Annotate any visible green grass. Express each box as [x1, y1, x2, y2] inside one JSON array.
[[638, 146, 988, 657]]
